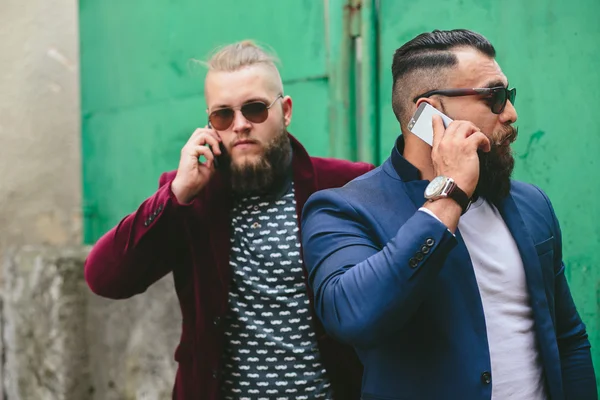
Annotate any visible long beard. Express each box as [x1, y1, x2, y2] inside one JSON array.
[[224, 128, 292, 196], [473, 126, 518, 204]]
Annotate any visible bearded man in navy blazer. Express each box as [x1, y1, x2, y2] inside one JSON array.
[[301, 29, 597, 400]]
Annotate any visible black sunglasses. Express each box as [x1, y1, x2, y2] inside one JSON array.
[[208, 95, 283, 131], [413, 86, 516, 114]]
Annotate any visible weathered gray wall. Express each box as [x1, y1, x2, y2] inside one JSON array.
[[0, 1, 181, 398], [3, 247, 180, 400], [0, 0, 82, 397], [0, 0, 82, 252], [3, 247, 91, 399], [86, 272, 179, 400]]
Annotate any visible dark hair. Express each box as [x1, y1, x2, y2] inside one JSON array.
[[391, 29, 496, 124]]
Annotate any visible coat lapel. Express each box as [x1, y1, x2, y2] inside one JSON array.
[[496, 194, 550, 313], [290, 134, 316, 228], [496, 193, 557, 370], [497, 195, 560, 392], [206, 174, 233, 298]]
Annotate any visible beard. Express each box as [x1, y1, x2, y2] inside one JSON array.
[[473, 125, 518, 204], [222, 125, 292, 196]]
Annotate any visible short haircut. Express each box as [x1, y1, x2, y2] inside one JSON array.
[[391, 29, 496, 127]]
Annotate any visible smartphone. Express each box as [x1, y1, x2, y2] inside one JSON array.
[[206, 121, 224, 169], [407, 103, 453, 146]]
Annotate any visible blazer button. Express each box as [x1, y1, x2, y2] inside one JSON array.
[[421, 245, 429, 254], [144, 220, 150, 227], [425, 238, 435, 247], [158, 204, 164, 212], [481, 371, 491, 384], [409, 258, 418, 268], [415, 252, 424, 261]]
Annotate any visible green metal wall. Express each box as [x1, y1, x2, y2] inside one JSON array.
[[81, 0, 599, 390], [80, 0, 349, 242]]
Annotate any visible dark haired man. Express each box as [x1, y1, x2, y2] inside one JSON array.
[[302, 29, 597, 399]]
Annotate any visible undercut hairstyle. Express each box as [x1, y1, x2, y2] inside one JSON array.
[[391, 29, 496, 127], [203, 40, 284, 94]]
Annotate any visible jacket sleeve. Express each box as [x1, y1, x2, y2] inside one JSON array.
[[84, 173, 192, 299], [538, 188, 598, 399], [301, 189, 457, 348]]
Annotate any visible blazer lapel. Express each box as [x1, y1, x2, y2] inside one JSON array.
[[206, 174, 233, 297], [496, 193, 556, 346], [289, 133, 316, 227]]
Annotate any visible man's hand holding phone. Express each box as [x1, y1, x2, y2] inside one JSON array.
[[421, 113, 491, 232], [430, 116, 491, 199], [171, 127, 223, 204]]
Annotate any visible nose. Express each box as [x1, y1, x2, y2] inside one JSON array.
[[500, 99, 518, 125], [231, 109, 252, 134]]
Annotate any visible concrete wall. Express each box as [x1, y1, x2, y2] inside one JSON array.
[[0, 0, 82, 397], [0, 0, 82, 254], [0, 1, 180, 399], [86, 270, 179, 400], [2, 246, 180, 400]]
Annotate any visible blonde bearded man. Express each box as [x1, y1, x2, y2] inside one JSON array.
[[85, 41, 373, 399]]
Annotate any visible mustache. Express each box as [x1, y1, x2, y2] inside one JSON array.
[[493, 125, 518, 146], [232, 137, 260, 146]]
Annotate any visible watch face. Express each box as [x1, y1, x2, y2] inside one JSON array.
[[425, 176, 447, 198]]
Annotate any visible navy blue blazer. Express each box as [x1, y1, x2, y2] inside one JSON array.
[[301, 137, 596, 400]]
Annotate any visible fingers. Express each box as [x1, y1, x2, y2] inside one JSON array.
[[443, 120, 480, 138], [187, 128, 222, 156], [440, 120, 489, 152], [192, 145, 216, 170], [430, 119, 489, 200], [467, 131, 491, 153], [434, 120, 479, 150]]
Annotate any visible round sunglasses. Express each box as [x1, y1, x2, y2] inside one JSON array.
[[208, 94, 283, 131], [413, 86, 516, 114]]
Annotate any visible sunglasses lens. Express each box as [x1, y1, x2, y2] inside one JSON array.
[[508, 88, 516, 105], [210, 108, 234, 130], [241, 102, 269, 123], [491, 89, 507, 114]]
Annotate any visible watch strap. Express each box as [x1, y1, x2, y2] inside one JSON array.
[[448, 184, 471, 214]]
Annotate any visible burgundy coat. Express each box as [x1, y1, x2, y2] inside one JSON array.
[[84, 135, 374, 399]]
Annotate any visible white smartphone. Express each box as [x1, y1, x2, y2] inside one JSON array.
[[407, 103, 453, 146]]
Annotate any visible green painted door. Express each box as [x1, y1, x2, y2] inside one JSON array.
[[377, 0, 600, 390], [80, 0, 354, 242]]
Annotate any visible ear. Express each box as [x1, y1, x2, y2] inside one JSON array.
[[282, 95, 293, 127], [414, 97, 446, 116], [415, 97, 436, 109]]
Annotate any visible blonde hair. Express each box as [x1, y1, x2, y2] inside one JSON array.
[[202, 40, 284, 94], [207, 40, 278, 71]]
